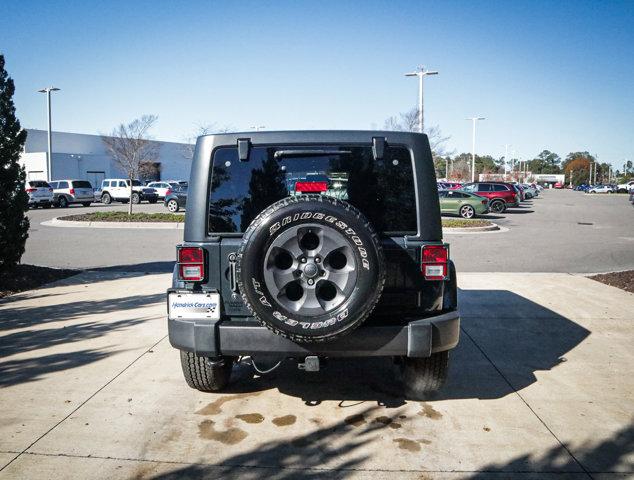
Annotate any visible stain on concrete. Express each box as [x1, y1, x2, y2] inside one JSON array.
[[163, 429, 182, 443], [196, 392, 259, 416], [483, 426, 491, 432], [419, 439, 432, 445], [393, 438, 421, 452], [372, 416, 402, 429], [344, 413, 366, 427], [198, 419, 248, 445], [418, 402, 442, 420], [272, 414, 296, 426], [236, 413, 265, 424]]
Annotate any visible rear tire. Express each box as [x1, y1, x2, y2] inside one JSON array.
[[459, 205, 475, 219], [102, 192, 112, 205], [490, 200, 506, 213], [131, 193, 141, 204], [58, 196, 68, 208], [402, 351, 449, 399], [180, 351, 233, 392], [167, 199, 179, 212]]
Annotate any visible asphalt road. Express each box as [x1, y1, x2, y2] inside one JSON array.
[[22, 190, 634, 273]]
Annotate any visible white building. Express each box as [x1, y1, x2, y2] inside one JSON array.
[[19, 129, 192, 186]]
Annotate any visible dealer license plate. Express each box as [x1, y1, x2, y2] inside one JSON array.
[[168, 292, 220, 320]]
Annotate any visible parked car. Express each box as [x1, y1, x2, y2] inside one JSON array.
[[439, 190, 488, 218], [164, 186, 187, 212], [49, 179, 94, 207], [98, 179, 159, 204], [25, 180, 54, 208], [461, 182, 519, 213], [616, 180, 634, 193], [520, 183, 538, 199], [588, 185, 614, 194], [168, 131, 460, 399], [146, 181, 186, 199], [554, 182, 564, 189]]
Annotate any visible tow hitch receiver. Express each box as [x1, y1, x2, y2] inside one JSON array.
[[298, 356, 320, 372]]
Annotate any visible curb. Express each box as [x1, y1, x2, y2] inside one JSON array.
[[42, 217, 184, 230], [443, 223, 506, 235]]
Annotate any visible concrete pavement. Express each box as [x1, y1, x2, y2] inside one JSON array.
[[1, 271, 632, 479]]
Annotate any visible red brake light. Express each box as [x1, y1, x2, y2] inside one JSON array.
[[165, 189, 172, 196], [26, 188, 36, 193], [178, 247, 204, 281], [295, 181, 328, 193], [421, 245, 448, 281], [482, 200, 487, 205], [69, 188, 75, 195]]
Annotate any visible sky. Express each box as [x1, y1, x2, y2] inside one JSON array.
[[1, 0, 633, 167]]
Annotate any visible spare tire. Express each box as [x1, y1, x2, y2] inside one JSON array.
[[237, 195, 385, 343]]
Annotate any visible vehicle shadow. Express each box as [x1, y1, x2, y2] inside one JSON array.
[[505, 209, 534, 214], [218, 289, 590, 405]]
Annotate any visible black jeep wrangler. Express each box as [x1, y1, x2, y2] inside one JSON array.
[[167, 131, 459, 398]]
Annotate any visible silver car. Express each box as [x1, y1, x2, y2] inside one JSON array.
[[26, 180, 54, 208], [49, 179, 94, 208]]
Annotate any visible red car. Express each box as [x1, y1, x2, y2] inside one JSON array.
[[461, 182, 519, 213], [554, 182, 564, 189]]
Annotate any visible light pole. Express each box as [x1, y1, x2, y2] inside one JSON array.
[[466, 117, 485, 182], [589, 161, 593, 184], [405, 66, 438, 133], [250, 125, 265, 131], [37, 87, 60, 182], [503, 144, 512, 180]]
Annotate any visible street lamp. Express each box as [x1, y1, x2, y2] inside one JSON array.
[[404, 66, 438, 133], [37, 87, 60, 182], [250, 125, 265, 131], [503, 144, 512, 180], [466, 117, 485, 182]]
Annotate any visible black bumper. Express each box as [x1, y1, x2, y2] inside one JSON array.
[[168, 310, 460, 358]]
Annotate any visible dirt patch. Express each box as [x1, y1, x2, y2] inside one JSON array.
[[372, 416, 402, 429], [272, 415, 296, 427], [198, 419, 247, 445], [344, 413, 366, 427], [236, 413, 265, 424], [418, 402, 442, 420], [589, 270, 634, 293], [196, 392, 259, 415], [0, 264, 78, 299], [393, 438, 421, 452]]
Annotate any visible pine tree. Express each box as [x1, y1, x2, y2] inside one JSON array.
[[0, 55, 29, 271]]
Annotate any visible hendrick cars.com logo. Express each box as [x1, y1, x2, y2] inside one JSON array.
[[172, 301, 217, 312]]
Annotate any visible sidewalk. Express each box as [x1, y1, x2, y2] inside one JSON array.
[[0, 271, 632, 479]]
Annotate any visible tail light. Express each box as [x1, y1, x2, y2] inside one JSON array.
[[26, 188, 36, 193], [421, 245, 449, 281], [295, 181, 328, 193], [165, 189, 173, 196], [178, 246, 205, 281], [481, 199, 487, 205], [69, 188, 75, 195]]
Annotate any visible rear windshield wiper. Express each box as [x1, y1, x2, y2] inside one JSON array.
[[274, 150, 352, 159]]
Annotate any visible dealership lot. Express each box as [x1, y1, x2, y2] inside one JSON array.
[[22, 189, 634, 273], [1, 270, 632, 478]]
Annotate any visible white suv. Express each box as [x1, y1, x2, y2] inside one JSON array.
[[98, 179, 159, 205], [26, 180, 54, 208], [49, 179, 94, 208], [146, 181, 185, 199]]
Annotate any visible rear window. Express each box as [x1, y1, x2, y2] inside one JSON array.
[[29, 181, 50, 187], [58, 181, 69, 189], [73, 180, 92, 188], [208, 145, 417, 235]]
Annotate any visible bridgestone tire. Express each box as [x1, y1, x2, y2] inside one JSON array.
[[237, 195, 386, 343], [180, 351, 233, 392], [402, 351, 449, 399]]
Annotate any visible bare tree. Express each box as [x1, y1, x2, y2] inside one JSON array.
[[101, 115, 159, 215], [182, 122, 234, 160], [383, 107, 453, 158]]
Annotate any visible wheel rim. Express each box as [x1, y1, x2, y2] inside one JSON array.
[[132, 194, 140, 204], [59, 198, 67, 207], [492, 201, 503, 212], [168, 200, 177, 212], [103, 194, 110, 204], [262, 223, 358, 316], [460, 205, 474, 218]]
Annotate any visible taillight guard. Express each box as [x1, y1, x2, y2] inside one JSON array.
[[421, 244, 449, 281], [178, 246, 205, 281]]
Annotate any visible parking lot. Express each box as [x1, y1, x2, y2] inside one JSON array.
[[22, 189, 634, 273]]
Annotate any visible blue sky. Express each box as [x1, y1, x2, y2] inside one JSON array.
[[1, 0, 633, 167]]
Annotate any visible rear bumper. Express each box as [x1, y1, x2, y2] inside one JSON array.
[[168, 309, 460, 359]]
